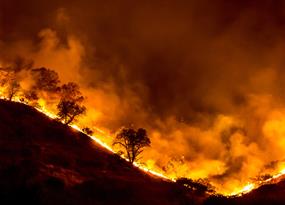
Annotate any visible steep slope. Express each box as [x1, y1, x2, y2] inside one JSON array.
[[0, 99, 202, 205], [3, 99, 285, 205]]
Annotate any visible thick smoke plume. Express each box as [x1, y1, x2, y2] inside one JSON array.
[[2, 0, 285, 194]]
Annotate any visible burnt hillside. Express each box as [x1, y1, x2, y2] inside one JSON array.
[[0, 99, 202, 205]]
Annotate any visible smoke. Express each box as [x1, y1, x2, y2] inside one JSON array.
[[2, 0, 285, 194]]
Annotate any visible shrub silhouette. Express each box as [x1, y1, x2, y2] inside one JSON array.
[[82, 127, 94, 135], [176, 177, 215, 195]]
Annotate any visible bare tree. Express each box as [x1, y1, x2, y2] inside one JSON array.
[[113, 128, 151, 163]]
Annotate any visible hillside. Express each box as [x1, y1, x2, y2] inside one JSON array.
[[0, 99, 204, 205], [205, 179, 285, 205], [3, 99, 285, 205]]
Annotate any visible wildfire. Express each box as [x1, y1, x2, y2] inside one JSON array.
[[69, 124, 171, 180], [227, 183, 255, 197], [12, 97, 172, 181], [3, 95, 285, 197], [4, 2, 285, 199], [239, 183, 255, 194], [32, 103, 285, 196]]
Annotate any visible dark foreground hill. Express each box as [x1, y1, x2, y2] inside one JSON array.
[[0, 99, 205, 205], [2, 99, 285, 205]]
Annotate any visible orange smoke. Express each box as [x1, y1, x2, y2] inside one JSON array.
[[3, 6, 285, 195]]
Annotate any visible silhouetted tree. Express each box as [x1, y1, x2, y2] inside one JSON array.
[[60, 82, 84, 102], [7, 80, 21, 101], [57, 82, 86, 125], [113, 128, 151, 164], [57, 100, 86, 125], [0, 59, 33, 101], [0, 68, 21, 101], [23, 90, 39, 106], [82, 127, 94, 135], [31, 67, 60, 92], [24, 90, 39, 102]]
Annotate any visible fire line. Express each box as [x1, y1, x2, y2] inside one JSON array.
[[2, 95, 285, 197]]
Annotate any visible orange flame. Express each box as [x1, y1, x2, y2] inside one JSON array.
[[2, 94, 285, 196]]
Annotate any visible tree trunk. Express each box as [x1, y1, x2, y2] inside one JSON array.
[[66, 115, 75, 125], [8, 94, 13, 101]]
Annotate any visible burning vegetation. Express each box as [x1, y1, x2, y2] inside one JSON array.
[[1, 59, 285, 197], [4, 1, 285, 198]]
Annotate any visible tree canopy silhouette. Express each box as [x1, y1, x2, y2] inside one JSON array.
[[57, 100, 86, 125], [60, 82, 84, 102], [113, 128, 151, 164], [0, 68, 21, 101], [31, 67, 60, 92], [24, 90, 39, 105], [57, 82, 86, 125], [6, 80, 21, 101]]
